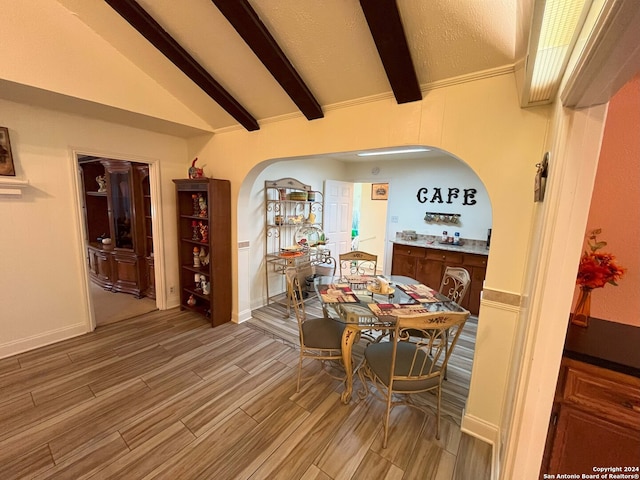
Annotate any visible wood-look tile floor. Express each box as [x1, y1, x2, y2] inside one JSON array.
[[0, 308, 491, 480]]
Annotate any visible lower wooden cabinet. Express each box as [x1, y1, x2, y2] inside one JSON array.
[[391, 243, 486, 314], [541, 358, 640, 475], [88, 245, 113, 289], [144, 256, 155, 299], [87, 245, 147, 298]]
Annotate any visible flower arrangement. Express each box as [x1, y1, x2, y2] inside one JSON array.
[[572, 229, 625, 327], [576, 229, 625, 289]]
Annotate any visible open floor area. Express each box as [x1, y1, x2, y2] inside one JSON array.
[[0, 308, 490, 480]]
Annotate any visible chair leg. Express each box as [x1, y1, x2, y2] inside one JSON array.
[[296, 351, 304, 392], [444, 329, 449, 380], [436, 386, 441, 440], [382, 390, 393, 448]]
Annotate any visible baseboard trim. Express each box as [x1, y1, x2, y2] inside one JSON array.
[[0, 323, 89, 359], [461, 410, 500, 480], [235, 308, 252, 323]]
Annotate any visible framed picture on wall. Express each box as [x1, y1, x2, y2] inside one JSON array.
[[371, 183, 388, 200], [0, 127, 16, 176]]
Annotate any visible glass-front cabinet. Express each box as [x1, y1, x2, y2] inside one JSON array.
[[79, 157, 151, 298], [107, 165, 134, 249]]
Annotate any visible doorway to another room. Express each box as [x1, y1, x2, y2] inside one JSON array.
[[77, 155, 158, 326], [323, 180, 388, 272]]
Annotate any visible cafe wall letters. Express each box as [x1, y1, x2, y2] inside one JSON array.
[[416, 187, 478, 206]]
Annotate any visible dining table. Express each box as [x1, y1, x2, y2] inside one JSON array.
[[314, 274, 467, 403]]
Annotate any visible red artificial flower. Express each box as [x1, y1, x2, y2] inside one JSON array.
[[576, 230, 625, 289]]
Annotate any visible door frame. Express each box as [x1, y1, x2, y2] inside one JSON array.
[[71, 148, 165, 331]]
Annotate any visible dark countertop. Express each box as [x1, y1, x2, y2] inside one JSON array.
[[564, 317, 640, 378]]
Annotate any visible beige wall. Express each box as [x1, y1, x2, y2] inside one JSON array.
[[1, 69, 556, 462], [0, 98, 189, 356], [197, 74, 551, 439], [1, 0, 210, 133]]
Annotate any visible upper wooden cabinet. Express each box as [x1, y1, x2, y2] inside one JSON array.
[[391, 243, 487, 314], [79, 158, 152, 298]]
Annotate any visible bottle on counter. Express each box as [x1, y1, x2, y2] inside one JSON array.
[[441, 230, 448, 242], [454, 232, 460, 245]]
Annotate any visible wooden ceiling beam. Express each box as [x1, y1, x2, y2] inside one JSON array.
[[105, 0, 260, 131], [211, 0, 323, 121], [359, 0, 422, 104]]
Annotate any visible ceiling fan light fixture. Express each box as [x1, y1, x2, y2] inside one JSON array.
[[357, 147, 430, 157]]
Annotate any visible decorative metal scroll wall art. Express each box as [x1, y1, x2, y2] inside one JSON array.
[[424, 212, 461, 224]]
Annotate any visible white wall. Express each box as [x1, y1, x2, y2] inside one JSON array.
[[0, 98, 189, 357], [241, 153, 491, 308], [244, 158, 347, 309]]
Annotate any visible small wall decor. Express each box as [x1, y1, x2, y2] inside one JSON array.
[[0, 127, 16, 176], [534, 152, 549, 202], [371, 182, 388, 200], [424, 212, 461, 224]]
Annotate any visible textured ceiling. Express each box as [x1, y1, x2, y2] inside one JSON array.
[[53, 0, 519, 132]]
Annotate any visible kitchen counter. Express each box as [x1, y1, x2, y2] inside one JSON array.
[[393, 235, 489, 256], [564, 317, 640, 378]]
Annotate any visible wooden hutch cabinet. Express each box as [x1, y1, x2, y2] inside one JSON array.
[[173, 178, 231, 327], [79, 158, 152, 298]]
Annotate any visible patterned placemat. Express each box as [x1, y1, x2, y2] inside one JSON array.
[[396, 284, 440, 303], [319, 284, 358, 303], [368, 303, 434, 316]]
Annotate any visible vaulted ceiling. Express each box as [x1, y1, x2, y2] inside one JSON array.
[[49, 0, 522, 132]]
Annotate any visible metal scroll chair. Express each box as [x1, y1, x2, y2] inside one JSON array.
[[311, 255, 337, 277], [438, 267, 471, 379], [357, 310, 469, 448], [285, 267, 345, 392], [338, 250, 378, 278], [439, 266, 471, 305]]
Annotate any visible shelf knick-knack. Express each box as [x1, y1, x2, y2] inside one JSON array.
[[199, 221, 208, 242], [96, 175, 107, 193], [193, 246, 201, 267], [192, 194, 200, 216], [198, 193, 207, 217], [192, 221, 199, 241]]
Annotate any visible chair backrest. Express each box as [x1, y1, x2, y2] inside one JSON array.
[[338, 250, 378, 277], [438, 267, 471, 304], [389, 311, 469, 386], [312, 255, 337, 277], [285, 266, 308, 326]]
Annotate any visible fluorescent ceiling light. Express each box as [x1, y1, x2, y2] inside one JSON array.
[[357, 147, 430, 157], [523, 0, 590, 106]]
